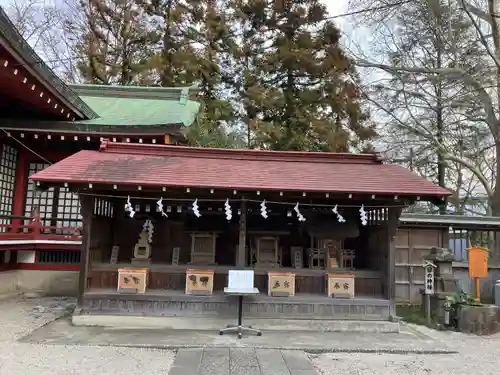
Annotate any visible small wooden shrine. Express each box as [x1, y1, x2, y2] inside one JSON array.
[[29, 140, 450, 323]]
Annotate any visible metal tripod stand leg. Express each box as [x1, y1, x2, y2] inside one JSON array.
[[219, 295, 262, 339]]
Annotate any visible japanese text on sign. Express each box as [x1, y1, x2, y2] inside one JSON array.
[[228, 270, 254, 290]]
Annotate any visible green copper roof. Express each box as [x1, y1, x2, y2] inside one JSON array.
[[69, 84, 200, 127]]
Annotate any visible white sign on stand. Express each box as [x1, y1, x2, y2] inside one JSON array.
[[228, 270, 254, 290]]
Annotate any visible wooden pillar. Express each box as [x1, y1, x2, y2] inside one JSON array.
[[111, 197, 124, 248], [11, 148, 29, 231], [237, 200, 247, 267], [387, 207, 402, 317], [78, 195, 93, 306], [49, 188, 60, 231]]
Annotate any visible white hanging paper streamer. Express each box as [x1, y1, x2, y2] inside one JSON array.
[[359, 204, 368, 226], [332, 205, 346, 223], [224, 198, 232, 221], [143, 219, 154, 243], [124, 196, 135, 218], [156, 198, 168, 217], [192, 198, 201, 217], [446, 202, 456, 213], [260, 200, 268, 219], [293, 202, 306, 222]]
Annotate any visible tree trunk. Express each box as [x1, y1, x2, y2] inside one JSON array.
[[491, 142, 500, 216], [490, 139, 500, 261], [161, 0, 174, 87], [492, 0, 500, 217], [436, 33, 446, 214]]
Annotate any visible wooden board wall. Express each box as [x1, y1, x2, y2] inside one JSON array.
[[88, 269, 382, 296], [395, 227, 446, 303]]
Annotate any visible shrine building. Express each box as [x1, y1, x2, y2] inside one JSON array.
[[29, 140, 451, 326], [0, 5, 461, 327], [0, 6, 200, 295]]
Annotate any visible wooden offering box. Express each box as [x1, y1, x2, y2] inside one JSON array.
[[327, 273, 355, 298], [118, 268, 148, 294], [268, 272, 295, 297], [185, 269, 215, 295]]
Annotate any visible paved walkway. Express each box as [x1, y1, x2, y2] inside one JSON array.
[[21, 317, 454, 354], [168, 348, 318, 375], [6, 297, 500, 375]]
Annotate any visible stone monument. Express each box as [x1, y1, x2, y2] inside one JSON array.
[[132, 230, 152, 264]]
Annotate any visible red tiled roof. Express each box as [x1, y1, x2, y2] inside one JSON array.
[[29, 141, 450, 197]]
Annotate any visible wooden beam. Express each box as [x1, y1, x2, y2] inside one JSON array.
[[112, 197, 124, 248], [66, 187, 410, 208], [11, 146, 29, 231], [77, 194, 93, 306], [237, 200, 247, 267], [387, 207, 402, 317]]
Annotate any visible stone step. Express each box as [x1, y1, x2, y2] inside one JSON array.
[[82, 292, 391, 321], [168, 348, 318, 375], [72, 313, 399, 333]]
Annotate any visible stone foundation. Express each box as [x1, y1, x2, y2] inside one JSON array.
[[0, 270, 19, 299], [0, 270, 79, 298], [72, 313, 400, 332], [81, 290, 393, 323], [457, 305, 500, 335]]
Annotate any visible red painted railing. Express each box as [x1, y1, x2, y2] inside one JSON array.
[[0, 214, 82, 244]]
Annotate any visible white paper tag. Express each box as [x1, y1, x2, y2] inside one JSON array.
[[228, 270, 254, 290]]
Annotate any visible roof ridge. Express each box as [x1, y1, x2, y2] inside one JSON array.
[[69, 84, 199, 102], [99, 140, 384, 164]]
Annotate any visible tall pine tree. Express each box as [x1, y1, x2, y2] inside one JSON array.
[[186, 0, 234, 125], [69, 0, 374, 150], [180, 0, 241, 146], [138, 0, 200, 86], [71, 0, 156, 85], [231, 0, 376, 151]]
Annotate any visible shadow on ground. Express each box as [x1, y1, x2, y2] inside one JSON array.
[[18, 317, 456, 354]]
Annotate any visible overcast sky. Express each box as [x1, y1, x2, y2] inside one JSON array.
[[327, 0, 349, 25], [0, 0, 350, 12], [0, 0, 351, 26]]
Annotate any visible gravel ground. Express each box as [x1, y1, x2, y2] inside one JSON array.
[[312, 324, 500, 374], [5, 297, 500, 375], [0, 297, 175, 375]]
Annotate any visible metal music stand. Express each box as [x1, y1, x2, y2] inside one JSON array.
[[219, 287, 261, 339]]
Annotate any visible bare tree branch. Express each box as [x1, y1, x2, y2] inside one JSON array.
[[356, 59, 498, 139]]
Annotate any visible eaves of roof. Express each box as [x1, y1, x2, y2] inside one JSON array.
[[400, 213, 500, 227], [0, 7, 98, 120]]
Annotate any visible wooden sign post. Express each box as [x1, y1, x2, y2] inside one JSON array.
[[468, 246, 489, 302], [110, 245, 120, 264], [423, 260, 436, 326]]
